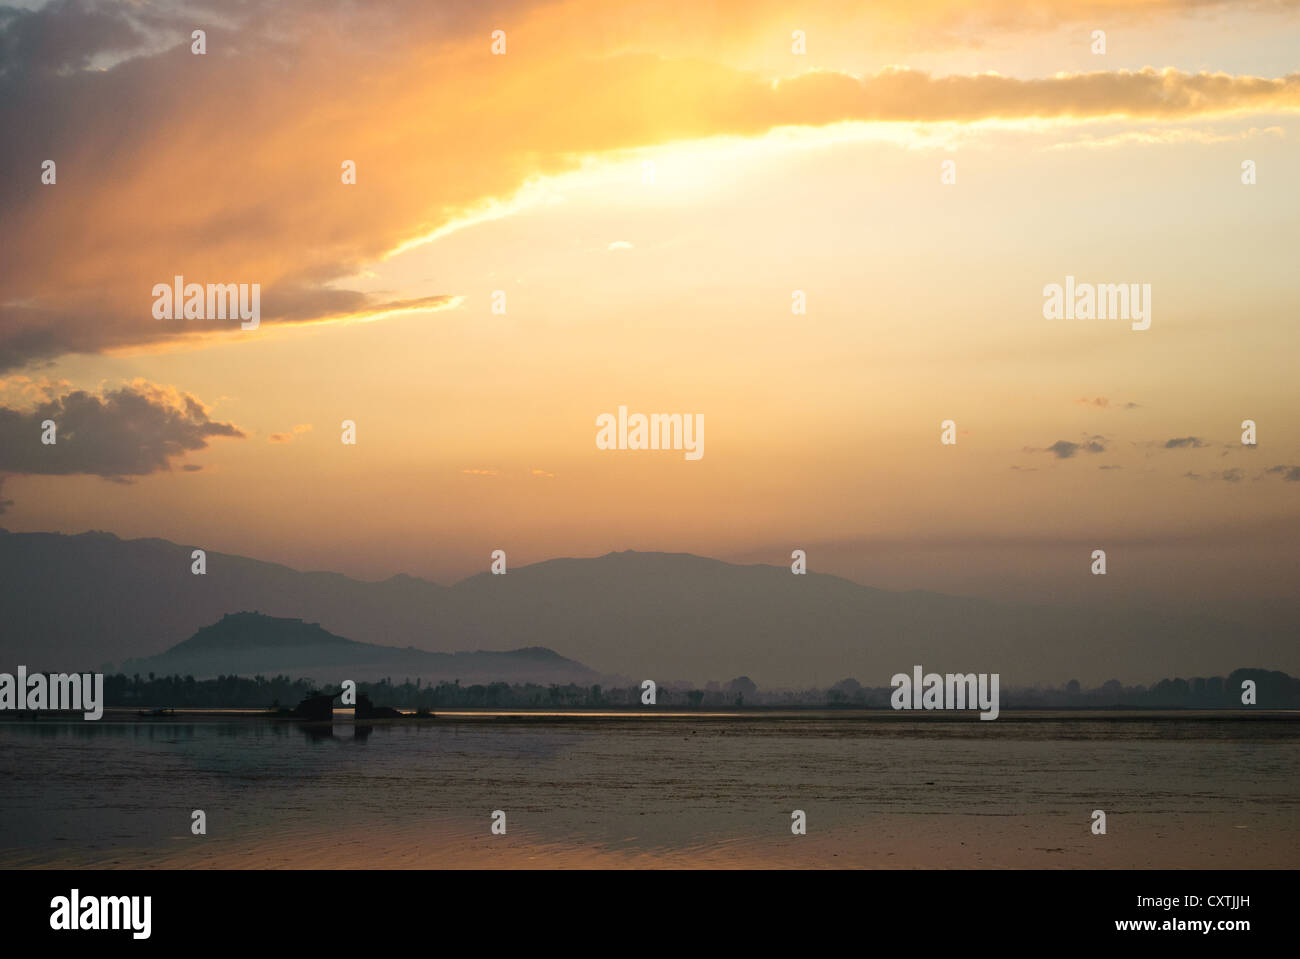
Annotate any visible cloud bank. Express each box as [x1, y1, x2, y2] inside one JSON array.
[[0, 381, 243, 479], [4, 1, 1300, 369]]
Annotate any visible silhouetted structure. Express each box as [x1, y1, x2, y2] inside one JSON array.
[[355, 692, 402, 720], [291, 688, 337, 720]]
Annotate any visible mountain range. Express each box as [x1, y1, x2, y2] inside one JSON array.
[[1, 528, 1294, 686]]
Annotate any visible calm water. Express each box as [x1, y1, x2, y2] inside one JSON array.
[[1, 712, 1296, 868]]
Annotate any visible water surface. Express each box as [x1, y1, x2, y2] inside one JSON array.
[[1, 711, 1295, 868]]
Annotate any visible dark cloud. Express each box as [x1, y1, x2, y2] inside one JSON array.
[[1041, 437, 1106, 459], [1265, 465, 1300, 482], [0, 477, 12, 515], [0, 382, 243, 479], [0, 0, 488, 371], [0, 0, 151, 79], [0, 288, 459, 372], [1164, 436, 1205, 448]]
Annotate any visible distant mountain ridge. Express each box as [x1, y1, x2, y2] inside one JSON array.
[[120, 611, 596, 684], [1, 528, 1295, 686]]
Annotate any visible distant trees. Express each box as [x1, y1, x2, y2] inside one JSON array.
[[97, 668, 1300, 710], [828, 678, 865, 705], [726, 677, 757, 705], [103, 672, 314, 708]]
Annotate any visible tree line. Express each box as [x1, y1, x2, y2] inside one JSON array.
[[99, 668, 1300, 709]]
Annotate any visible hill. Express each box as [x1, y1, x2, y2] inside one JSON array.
[[120, 611, 598, 685]]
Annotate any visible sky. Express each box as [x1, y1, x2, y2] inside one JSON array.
[[0, 0, 1297, 623]]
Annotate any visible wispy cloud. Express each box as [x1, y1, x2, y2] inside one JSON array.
[[1047, 124, 1285, 150], [1075, 396, 1140, 410], [268, 424, 312, 444]]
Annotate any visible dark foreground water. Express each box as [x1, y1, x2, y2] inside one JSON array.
[[1, 711, 1296, 868]]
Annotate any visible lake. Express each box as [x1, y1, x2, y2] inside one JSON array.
[[1, 711, 1295, 868]]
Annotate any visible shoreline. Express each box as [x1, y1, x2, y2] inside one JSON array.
[[3, 706, 1299, 724]]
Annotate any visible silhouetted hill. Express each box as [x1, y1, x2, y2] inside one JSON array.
[[1, 529, 1294, 686], [120, 611, 597, 684]]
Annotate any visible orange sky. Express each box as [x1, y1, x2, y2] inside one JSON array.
[[1, 0, 1297, 620]]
